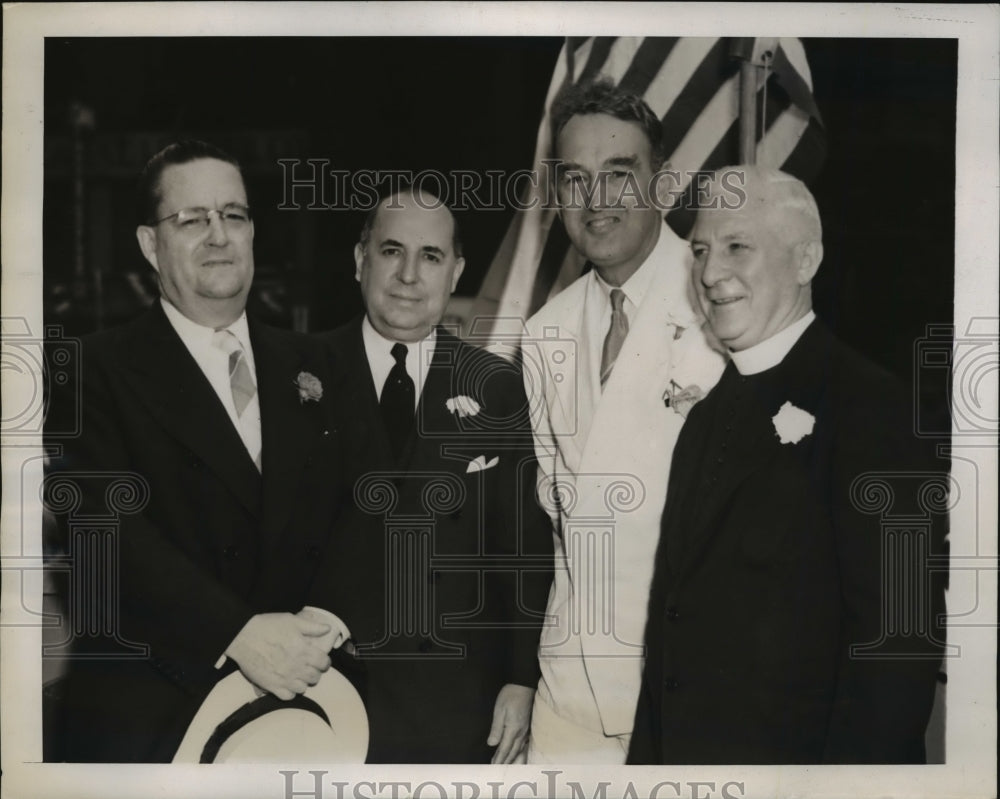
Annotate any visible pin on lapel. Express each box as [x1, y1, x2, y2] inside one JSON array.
[[663, 379, 704, 418]]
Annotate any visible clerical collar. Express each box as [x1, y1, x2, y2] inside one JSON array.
[[730, 311, 816, 375]]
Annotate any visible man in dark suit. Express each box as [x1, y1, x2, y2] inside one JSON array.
[[628, 166, 947, 764], [303, 188, 553, 763], [45, 141, 342, 762]]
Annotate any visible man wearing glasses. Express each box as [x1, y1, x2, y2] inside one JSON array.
[[46, 141, 343, 761]]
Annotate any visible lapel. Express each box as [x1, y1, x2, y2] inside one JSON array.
[[328, 318, 394, 470], [403, 329, 465, 470], [254, 320, 326, 543], [538, 279, 592, 473], [119, 303, 261, 517], [672, 322, 831, 582]]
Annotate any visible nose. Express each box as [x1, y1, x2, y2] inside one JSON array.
[[698, 248, 728, 287], [397, 251, 419, 284], [205, 211, 231, 246]]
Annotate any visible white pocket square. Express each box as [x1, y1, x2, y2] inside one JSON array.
[[466, 455, 499, 473]]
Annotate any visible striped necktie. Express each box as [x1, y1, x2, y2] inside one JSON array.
[[212, 328, 262, 470], [600, 288, 629, 389]]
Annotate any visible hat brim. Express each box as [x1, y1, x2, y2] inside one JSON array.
[[173, 667, 368, 763]]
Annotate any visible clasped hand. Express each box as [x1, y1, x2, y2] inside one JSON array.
[[225, 612, 333, 700]]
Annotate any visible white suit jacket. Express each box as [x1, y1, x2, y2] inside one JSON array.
[[522, 221, 726, 736]]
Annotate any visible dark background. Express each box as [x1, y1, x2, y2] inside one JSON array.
[[42, 37, 956, 417]]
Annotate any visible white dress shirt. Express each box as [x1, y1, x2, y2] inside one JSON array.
[[361, 315, 436, 408], [730, 310, 816, 375], [582, 246, 660, 402], [160, 298, 262, 464]]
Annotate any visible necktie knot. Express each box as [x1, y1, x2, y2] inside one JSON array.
[[609, 288, 626, 314], [391, 342, 409, 368], [212, 328, 242, 356]]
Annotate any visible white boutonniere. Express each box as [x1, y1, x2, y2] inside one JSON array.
[[772, 401, 815, 444], [294, 371, 323, 403], [446, 395, 481, 418], [662, 379, 705, 418]]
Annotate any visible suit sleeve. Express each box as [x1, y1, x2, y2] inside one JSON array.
[[48, 341, 256, 695], [822, 373, 947, 763], [498, 359, 554, 688]]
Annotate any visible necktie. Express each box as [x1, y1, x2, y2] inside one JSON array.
[[600, 288, 629, 389], [212, 329, 262, 470], [380, 342, 416, 458]]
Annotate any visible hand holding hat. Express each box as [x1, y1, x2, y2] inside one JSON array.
[[224, 612, 333, 700]]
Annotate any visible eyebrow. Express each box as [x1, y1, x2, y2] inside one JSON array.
[[378, 238, 447, 258], [603, 154, 640, 169]]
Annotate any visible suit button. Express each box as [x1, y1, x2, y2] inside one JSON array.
[[223, 546, 239, 560], [666, 606, 679, 621], [665, 677, 679, 691], [306, 544, 321, 557], [418, 638, 433, 653]]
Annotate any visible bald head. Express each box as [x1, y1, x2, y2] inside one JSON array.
[[690, 165, 824, 352], [354, 189, 465, 342]]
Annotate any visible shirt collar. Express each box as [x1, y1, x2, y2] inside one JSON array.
[[361, 315, 437, 370], [160, 298, 254, 366], [161, 297, 250, 346], [590, 220, 702, 328], [730, 310, 816, 375]]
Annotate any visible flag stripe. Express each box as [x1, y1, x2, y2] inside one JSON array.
[[640, 37, 723, 119], [659, 38, 733, 158], [618, 37, 681, 96], [576, 37, 615, 84]]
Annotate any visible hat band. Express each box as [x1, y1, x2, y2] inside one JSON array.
[[200, 693, 331, 763]]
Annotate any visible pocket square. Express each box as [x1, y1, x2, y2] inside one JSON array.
[[466, 455, 499, 473]]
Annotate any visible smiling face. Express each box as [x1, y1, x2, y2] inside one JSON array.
[[690, 171, 822, 352], [355, 194, 465, 342], [136, 158, 254, 328], [554, 113, 664, 286]]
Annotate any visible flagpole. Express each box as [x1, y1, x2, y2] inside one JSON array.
[[738, 60, 758, 164]]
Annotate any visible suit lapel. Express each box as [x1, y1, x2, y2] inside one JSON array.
[[403, 330, 462, 470], [120, 304, 261, 517], [254, 321, 324, 542], [331, 319, 394, 469]]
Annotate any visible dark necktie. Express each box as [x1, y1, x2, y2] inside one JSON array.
[[380, 342, 416, 458]]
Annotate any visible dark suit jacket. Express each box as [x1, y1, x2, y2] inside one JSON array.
[[309, 319, 553, 763], [45, 302, 344, 762], [628, 320, 947, 765]]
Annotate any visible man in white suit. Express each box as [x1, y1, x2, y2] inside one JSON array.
[[522, 79, 726, 762]]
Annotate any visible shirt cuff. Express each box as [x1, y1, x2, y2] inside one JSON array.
[[302, 605, 352, 650]]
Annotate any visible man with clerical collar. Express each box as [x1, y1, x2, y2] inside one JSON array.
[[304, 188, 553, 763], [521, 78, 726, 763], [628, 165, 947, 764], [45, 140, 343, 762]]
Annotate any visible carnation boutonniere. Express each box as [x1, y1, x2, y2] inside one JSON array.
[[662, 379, 704, 418], [446, 395, 481, 419], [772, 401, 815, 444], [294, 371, 323, 403]]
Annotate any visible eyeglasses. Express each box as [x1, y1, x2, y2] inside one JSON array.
[[150, 203, 252, 231]]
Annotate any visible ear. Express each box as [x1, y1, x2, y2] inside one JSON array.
[[136, 226, 159, 272], [650, 163, 682, 213], [795, 240, 823, 285], [450, 256, 466, 293], [354, 243, 365, 283]]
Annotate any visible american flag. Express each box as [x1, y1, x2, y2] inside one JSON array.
[[466, 37, 826, 343]]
